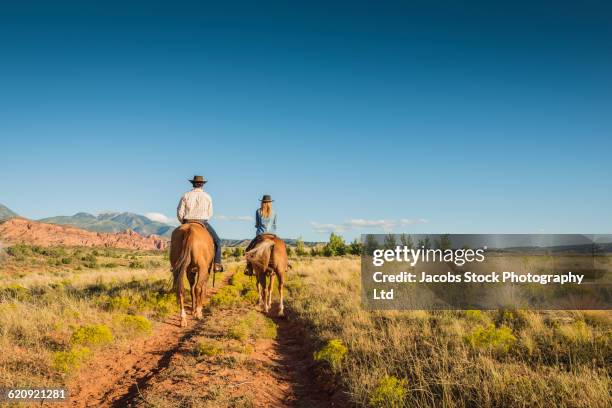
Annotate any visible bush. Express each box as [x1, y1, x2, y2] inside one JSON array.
[[495, 308, 529, 331], [129, 259, 145, 269], [465, 310, 490, 324], [227, 312, 276, 342], [210, 286, 242, 309], [194, 339, 223, 357], [465, 324, 516, 354], [120, 315, 152, 337], [313, 339, 347, 371], [52, 346, 91, 374], [106, 296, 131, 311], [71, 324, 114, 347], [369, 375, 407, 408]]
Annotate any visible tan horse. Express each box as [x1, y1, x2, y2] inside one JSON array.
[[170, 222, 214, 327], [245, 234, 287, 316]]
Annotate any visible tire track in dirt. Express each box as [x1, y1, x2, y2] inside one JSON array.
[[60, 271, 233, 408]]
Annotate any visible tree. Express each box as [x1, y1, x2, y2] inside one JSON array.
[[436, 234, 452, 250], [399, 233, 413, 249], [417, 236, 431, 249], [295, 237, 307, 256], [323, 232, 347, 256], [348, 238, 363, 255], [384, 234, 397, 250], [364, 234, 379, 255], [310, 246, 320, 256]]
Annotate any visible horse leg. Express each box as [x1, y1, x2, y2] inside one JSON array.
[[177, 274, 187, 328], [277, 271, 285, 317], [266, 274, 275, 311], [256, 271, 266, 310], [187, 270, 197, 315], [194, 264, 210, 320]]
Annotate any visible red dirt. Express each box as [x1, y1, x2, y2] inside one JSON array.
[[52, 273, 342, 407], [0, 218, 167, 250]]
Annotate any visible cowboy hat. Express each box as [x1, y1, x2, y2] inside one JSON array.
[[259, 194, 274, 202], [188, 175, 207, 184]]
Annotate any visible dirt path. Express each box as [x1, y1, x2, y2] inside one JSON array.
[[126, 302, 342, 407], [61, 272, 232, 408], [59, 272, 342, 407]]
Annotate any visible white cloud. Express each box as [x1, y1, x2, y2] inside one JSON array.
[[145, 212, 178, 225], [310, 222, 346, 233], [216, 214, 254, 222], [311, 218, 428, 234]]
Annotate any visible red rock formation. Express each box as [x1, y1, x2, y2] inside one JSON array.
[[0, 218, 169, 250]]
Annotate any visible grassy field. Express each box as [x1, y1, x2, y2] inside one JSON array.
[[0, 246, 610, 407], [0, 245, 176, 389], [288, 257, 612, 408]]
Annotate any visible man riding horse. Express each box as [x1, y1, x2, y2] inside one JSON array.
[[170, 175, 222, 327], [176, 175, 223, 272]]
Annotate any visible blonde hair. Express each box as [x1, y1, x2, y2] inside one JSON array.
[[260, 201, 272, 218]]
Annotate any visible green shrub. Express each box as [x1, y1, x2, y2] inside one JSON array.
[[106, 296, 131, 311], [1, 284, 31, 301], [495, 308, 529, 331], [210, 285, 242, 309], [313, 339, 348, 371], [465, 310, 489, 324], [465, 324, 516, 354], [120, 315, 152, 337], [60, 257, 73, 264], [52, 346, 91, 374], [369, 375, 407, 408], [194, 339, 223, 357], [152, 294, 178, 318], [71, 324, 114, 347], [226, 311, 275, 342], [129, 259, 145, 269], [228, 320, 250, 342]]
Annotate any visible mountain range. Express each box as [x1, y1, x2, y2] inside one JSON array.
[[39, 211, 174, 238], [0, 204, 321, 246]]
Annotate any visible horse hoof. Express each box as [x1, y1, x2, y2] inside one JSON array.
[[180, 318, 188, 327]]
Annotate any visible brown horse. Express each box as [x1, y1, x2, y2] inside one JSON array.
[[170, 222, 214, 327], [245, 234, 287, 316]]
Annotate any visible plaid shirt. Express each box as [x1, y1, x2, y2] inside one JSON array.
[[177, 187, 213, 222]]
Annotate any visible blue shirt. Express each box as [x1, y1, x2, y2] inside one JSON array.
[[255, 209, 277, 235]]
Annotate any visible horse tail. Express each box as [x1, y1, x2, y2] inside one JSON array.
[[246, 240, 275, 273], [173, 228, 194, 296]]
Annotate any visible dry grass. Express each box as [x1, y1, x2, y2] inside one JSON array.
[[286, 257, 612, 408], [0, 244, 241, 389]]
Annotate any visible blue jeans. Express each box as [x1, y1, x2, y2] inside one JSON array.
[[202, 221, 222, 264]]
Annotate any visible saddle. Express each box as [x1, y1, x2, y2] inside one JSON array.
[[184, 219, 206, 228]]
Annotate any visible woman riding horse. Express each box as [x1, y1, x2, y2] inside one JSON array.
[[245, 194, 277, 276]]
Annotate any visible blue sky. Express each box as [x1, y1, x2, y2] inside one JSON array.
[[1, 1, 611, 241]]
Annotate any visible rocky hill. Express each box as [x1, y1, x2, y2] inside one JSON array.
[[39, 211, 174, 237], [0, 204, 18, 221], [0, 218, 168, 250]]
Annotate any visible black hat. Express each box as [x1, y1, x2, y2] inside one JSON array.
[[260, 194, 273, 202], [189, 175, 207, 184]]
